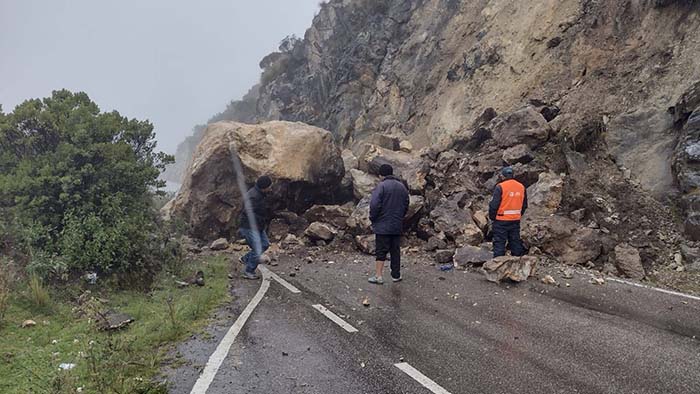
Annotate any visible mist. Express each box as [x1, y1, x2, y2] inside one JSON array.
[[0, 0, 321, 154]]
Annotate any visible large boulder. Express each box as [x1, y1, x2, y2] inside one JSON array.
[[522, 214, 604, 266], [488, 107, 552, 149], [166, 121, 344, 240], [527, 172, 564, 215], [613, 243, 645, 279], [481, 255, 538, 283], [357, 144, 429, 193], [502, 144, 534, 165]]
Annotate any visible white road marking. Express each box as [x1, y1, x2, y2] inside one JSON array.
[[606, 277, 700, 302], [395, 363, 452, 394], [311, 304, 358, 333], [189, 271, 271, 394], [259, 265, 301, 294]]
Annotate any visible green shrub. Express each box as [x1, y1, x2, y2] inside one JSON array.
[[0, 90, 174, 286]]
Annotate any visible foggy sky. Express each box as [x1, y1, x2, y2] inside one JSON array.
[[0, 0, 320, 154]]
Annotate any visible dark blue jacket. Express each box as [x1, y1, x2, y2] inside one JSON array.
[[370, 176, 410, 235]]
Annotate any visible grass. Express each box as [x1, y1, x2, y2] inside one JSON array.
[[27, 274, 52, 313], [0, 255, 232, 394]]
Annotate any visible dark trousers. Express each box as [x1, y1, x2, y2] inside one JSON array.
[[492, 220, 525, 258], [239, 228, 270, 274], [375, 234, 401, 279]]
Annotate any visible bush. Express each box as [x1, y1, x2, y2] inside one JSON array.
[[0, 266, 9, 325], [27, 274, 52, 312], [0, 90, 174, 285]]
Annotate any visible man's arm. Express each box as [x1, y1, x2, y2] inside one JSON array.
[[521, 188, 528, 216], [369, 184, 383, 222], [488, 185, 502, 221]]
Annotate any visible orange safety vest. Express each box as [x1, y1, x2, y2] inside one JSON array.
[[496, 179, 525, 221]]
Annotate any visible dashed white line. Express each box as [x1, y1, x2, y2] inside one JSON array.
[[311, 304, 358, 333], [605, 277, 700, 302], [189, 271, 271, 394], [260, 265, 301, 294], [395, 362, 452, 394]]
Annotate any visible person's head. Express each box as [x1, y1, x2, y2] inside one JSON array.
[[501, 166, 514, 180], [379, 164, 394, 177], [256, 175, 272, 191]]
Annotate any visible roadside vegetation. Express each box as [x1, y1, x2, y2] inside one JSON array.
[[0, 90, 233, 392]]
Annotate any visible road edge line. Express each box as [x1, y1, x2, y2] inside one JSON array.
[[311, 304, 358, 333], [394, 362, 452, 394], [189, 271, 271, 394], [605, 277, 700, 302]]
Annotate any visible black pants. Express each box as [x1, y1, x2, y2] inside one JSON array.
[[492, 220, 525, 258], [375, 234, 401, 279]]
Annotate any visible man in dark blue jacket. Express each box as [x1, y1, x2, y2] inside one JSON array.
[[368, 164, 410, 284], [238, 176, 272, 280]]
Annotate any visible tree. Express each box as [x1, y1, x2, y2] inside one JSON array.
[[0, 90, 174, 282]]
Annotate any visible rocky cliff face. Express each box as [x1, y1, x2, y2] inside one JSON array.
[[170, 0, 700, 276]]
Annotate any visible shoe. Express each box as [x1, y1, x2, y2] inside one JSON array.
[[368, 276, 384, 285], [392, 276, 402, 282], [242, 271, 260, 280]]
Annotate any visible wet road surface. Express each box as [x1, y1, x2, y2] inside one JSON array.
[[164, 254, 700, 394]]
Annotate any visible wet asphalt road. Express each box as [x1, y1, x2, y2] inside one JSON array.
[[165, 254, 700, 394]]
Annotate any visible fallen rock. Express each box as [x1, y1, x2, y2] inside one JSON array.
[[522, 214, 604, 266], [350, 169, 380, 199], [400, 140, 413, 153], [488, 107, 552, 149], [354, 235, 376, 255], [282, 234, 303, 248], [527, 172, 564, 214], [613, 243, 645, 279], [431, 196, 483, 247], [453, 246, 492, 267], [166, 121, 344, 240], [425, 236, 448, 252], [210, 238, 229, 251], [21, 320, 37, 328], [435, 249, 455, 264], [541, 275, 557, 285], [304, 204, 354, 229], [362, 297, 371, 307], [347, 196, 372, 235], [366, 134, 400, 151], [304, 222, 338, 242], [481, 255, 538, 283], [98, 311, 135, 331], [681, 244, 700, 272], [358, 144, 429, 193], [502, 144, 534, 165]]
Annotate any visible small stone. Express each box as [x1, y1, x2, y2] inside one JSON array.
[[289, 272, 296, 277], [210, 238, 229, 251], [362, 297, 370, 307], [561, 269, 574, 279], [590, 277, 605, 285], [565, 282, 571, 287], [541, 275, 557, 286], [399, 140, 413, 153], [21, 320, 37, 328]]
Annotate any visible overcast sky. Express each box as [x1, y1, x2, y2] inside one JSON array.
[[0, 0, 320, 153]]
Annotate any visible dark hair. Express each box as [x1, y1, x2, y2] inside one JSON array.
[[256, 176, 272, 189], [379, 164, 393, 176], [501, 166, 514, 178]]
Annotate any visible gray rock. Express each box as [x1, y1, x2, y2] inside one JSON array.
[[613, 243, 645, 280], [481, 255, 538, 283], [681, 244, 700, 272], [304, 204, 354, 229], [354, 235, 375, 255], [488, 107, 552, 149], [425, 236, 448, 252], [453, 246, 492, 267], [350, 169, 380, 200], [435, 249, 455, 264], [502, 144, 534, 165], [210, 238, 229, 251], [347, 196, 372, 235], [304, 222, 338, 242]]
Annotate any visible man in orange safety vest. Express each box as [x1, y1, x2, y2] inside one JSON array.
[[488, 167, 528, 257]]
